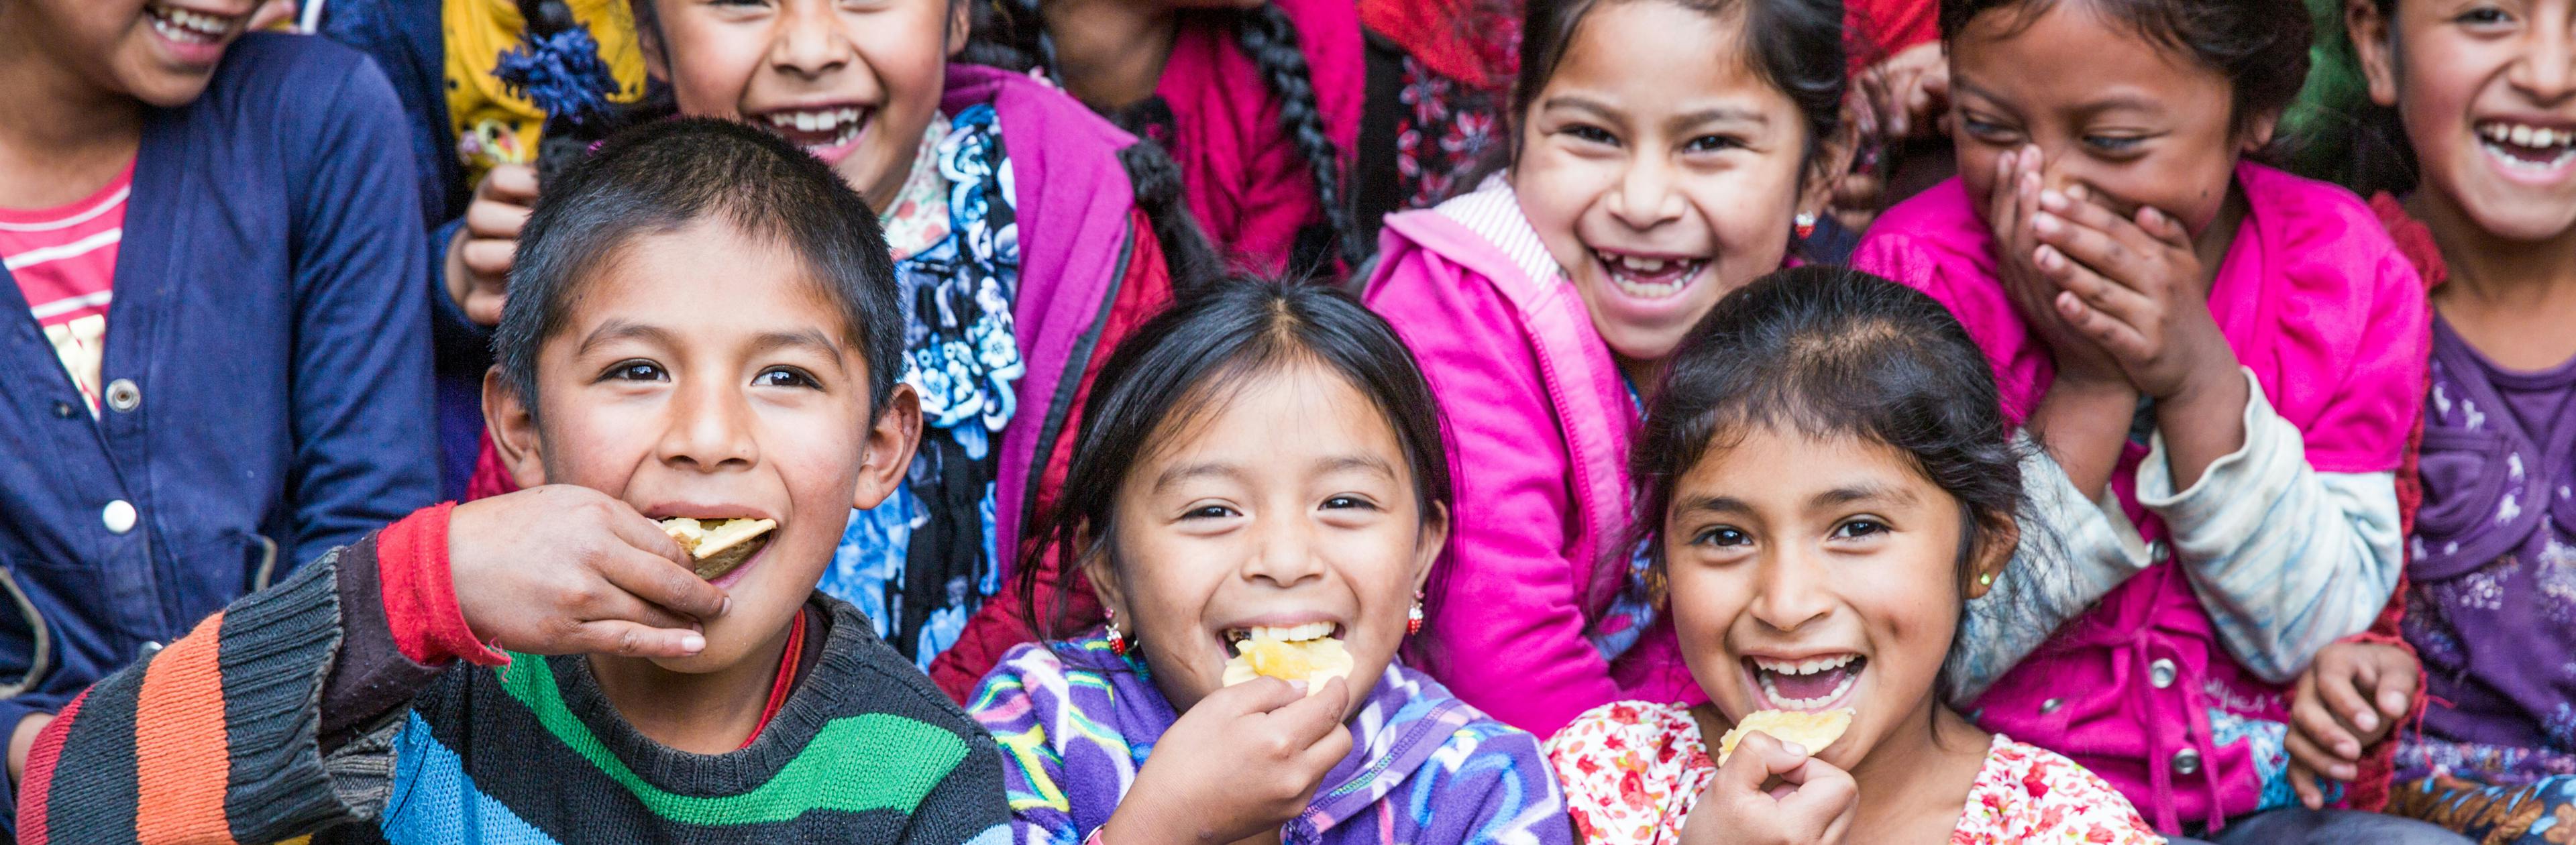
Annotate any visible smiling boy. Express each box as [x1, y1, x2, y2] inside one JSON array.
[[14, 118, 1006, 844]]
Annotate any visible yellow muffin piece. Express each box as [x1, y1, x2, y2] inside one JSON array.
[[1716, 708, 1854, 764], [1221, 636, 1354, 695]]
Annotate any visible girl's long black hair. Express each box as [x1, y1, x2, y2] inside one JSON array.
[[967, 1, 1362, 273], [1017, 278, 1455, 642]]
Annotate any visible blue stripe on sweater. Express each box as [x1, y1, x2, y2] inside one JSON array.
[[380, 712, 562, 845]]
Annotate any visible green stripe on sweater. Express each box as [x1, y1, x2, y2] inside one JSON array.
[[496, 653, 968, 826]]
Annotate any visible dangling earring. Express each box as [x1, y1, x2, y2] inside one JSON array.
[[1793, 211, 1818, 241], [1105, 608, 1130, 656], [1405, 591, 1426, 636]]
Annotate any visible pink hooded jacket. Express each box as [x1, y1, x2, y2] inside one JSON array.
[[1854, 164, 2426, 832], [1362, 181, 1701, 736]]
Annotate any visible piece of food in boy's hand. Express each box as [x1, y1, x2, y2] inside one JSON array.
[[1221, 624, 1354, 696], [657, 516, 776, 581], [1717, 709, 1854, 764]]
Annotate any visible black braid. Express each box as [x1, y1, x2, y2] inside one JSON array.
[[1119, 141, 1226, 300], [1235, 4, 1364, 272]]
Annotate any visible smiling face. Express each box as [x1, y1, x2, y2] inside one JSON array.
[[1, 0, 255, 107], [1511, 0, 1827, 375], [640, 0, 967, 213], [2356, 0, 2576, 242], [1087, 361, 1449, 716], [489, 219, 919, 674], [1948, 1, 2263, 233], [1661, 426, 2002, 771]]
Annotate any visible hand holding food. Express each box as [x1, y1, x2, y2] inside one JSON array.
[[1099, 671, 1353, 845], [447, 486, 731, 659]]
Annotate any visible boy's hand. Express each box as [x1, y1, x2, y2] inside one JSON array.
[[445, 164, 538, 327], [2286, 641, 2420, 809], [1679, 732, 1856, 845], [2027, 186, 2239, 402], [447, 486, 729, 659], [1988, 147, 2127, 387], [1102, 676, 1353, 845]]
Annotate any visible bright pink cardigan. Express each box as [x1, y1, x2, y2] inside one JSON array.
[[1853, 164, 2427, 832], [1153, 0, 1362, 274], [1362, 186, 1702, 736]]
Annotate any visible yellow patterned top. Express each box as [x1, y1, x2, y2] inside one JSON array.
[[441, 0, 648, 188]]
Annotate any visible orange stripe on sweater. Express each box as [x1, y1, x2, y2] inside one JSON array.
[[133, 610, 235, 844]]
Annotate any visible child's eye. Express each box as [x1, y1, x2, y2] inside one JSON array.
[[2457, 5, 2512, 26], [1683, 134, 1744, 154], [1321, 495, 1379, 511], [1562, 124, 1618, 146], [1959, 115, 2017, 144], [1832, 518, 1887, 539], [753, 367, 820, 389], [2083, 135, 2145, 154], [1693, 526, 1751, 547], [1183, 504, 1239, 520], [604, 360, 666, 382]]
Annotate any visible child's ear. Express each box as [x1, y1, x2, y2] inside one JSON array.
[[1964, 516, 2021, 601], [1077, 529, 1131, 630], [945, 0, 971, 58], [1798, 121, 1860, 225], [2348, 0, 2401, 109], [1407, 502, 1453, 592], [851, 384, 925, 511], [2238, 110, 2284, 156], [482, 368, 549, 488], [639, 13, 668, 84]]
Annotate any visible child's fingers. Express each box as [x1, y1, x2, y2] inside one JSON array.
[[464, 193, 533, 240], [2051, 284, 2150, 361], [2286, 728, 2358, 783], [2316, 667, 2383, 738], [598, 508, 693, 568], [1773, 757, 1859, 830], [2291, 679, 2364, 763], [598, 545, 731, 623], [2037, 241, 2153, 328], [567, 618, 707, 659], [479, 163, 541, 205], [459, 238, 516, 279], [2288, 759, 2326, 810], [1713, 731, 1811, 793], [1265, 675, 1356, 746], [2031, 208, 2153, 293], [2133, 205, 2194, 250], [1987, 150, 2024, 241]]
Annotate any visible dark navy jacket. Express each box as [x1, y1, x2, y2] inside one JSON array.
[[0, 32, 438, 822]]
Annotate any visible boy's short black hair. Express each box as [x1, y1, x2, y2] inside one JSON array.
[[492, 117, 904, 415]]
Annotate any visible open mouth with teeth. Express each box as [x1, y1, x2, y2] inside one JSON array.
[[145, 3, 242, 45], [658, 516, 777, 582], [1220, 622, 1352, 695], [1747, 653, 1865, 711], [2479, 121, 2576, 172], [758, 106, 870, 156], [1593, 250, 1709, 300]]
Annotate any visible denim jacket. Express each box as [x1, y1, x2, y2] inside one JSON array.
[[0, 33, 437, 828]]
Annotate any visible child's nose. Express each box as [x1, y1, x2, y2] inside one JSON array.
[[769, 2, 855, 78], [1606, 157, 1687, 230], [1239, 516, 1326, 587], [1748, 551, 1833, 632], [2508, 19, 2576, 103], [659, 382, 759, 471]]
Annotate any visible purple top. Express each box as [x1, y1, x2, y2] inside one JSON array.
[[2400, 315, 2576, 781], [969, 632, 1575, 845]]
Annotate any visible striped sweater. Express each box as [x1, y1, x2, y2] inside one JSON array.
[[17, 526, 1011, 844]]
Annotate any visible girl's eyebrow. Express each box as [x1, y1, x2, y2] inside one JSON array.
[[1153, 461, 1244, 491], [748, 329, 849, 371], [1676, 493, 1752, 516], [1811, 483, 1917, 509], [1539, 95, 1625, 123], [1314, 454, 1399, 480], [578, 319, 679, 354], [1669, 107, 1770, 130]]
